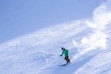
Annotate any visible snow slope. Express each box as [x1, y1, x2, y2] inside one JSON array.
[[0, 0, 111, 74], [0, 20, 88, 74], [0, 21, 88, 74]]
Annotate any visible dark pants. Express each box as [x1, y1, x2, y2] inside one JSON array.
[[65, 56, 70, 63]]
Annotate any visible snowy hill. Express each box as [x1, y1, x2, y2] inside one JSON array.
[[0, 21, 88, 74], [0, 0, 111, 74]]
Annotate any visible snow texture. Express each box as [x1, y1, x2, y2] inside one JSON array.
[[0, 0, 111, 74]]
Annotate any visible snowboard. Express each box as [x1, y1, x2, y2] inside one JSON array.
[[59, 63, 70, 66]]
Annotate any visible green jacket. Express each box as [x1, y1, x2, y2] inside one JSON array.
[[61, 49, 69, 57]]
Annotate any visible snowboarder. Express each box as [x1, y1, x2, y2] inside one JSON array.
[[60, 47, 70, 64]]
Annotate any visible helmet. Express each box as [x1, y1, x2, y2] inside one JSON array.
[[61, 47, 65, 50]]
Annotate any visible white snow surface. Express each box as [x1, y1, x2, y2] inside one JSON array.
[[0, 0, 111, 74]]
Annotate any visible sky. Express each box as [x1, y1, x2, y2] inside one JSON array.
[[0, 0, 105, 44]]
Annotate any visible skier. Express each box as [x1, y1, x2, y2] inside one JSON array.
[[60, 47, 70, 64]]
